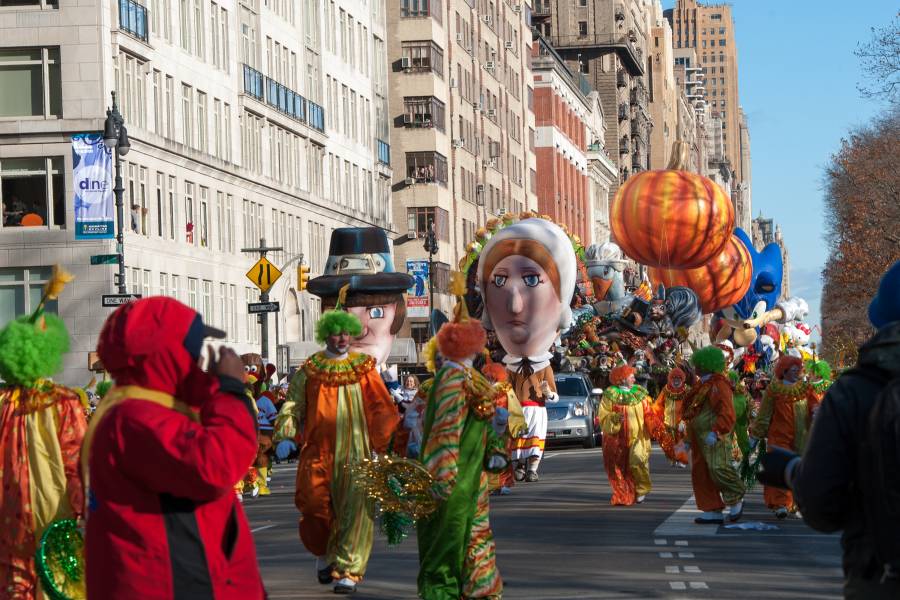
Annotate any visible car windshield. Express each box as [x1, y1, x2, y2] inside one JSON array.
[[554, 377, 588, 397]]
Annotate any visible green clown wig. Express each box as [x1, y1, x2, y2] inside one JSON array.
[[690, 346, 726, 375], [315, 310, 363, 344], [806, 359, 832, 382], [0, 314, 70, 387]]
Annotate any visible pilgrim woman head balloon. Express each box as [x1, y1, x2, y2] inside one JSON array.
[[476, 218, 577, 358]]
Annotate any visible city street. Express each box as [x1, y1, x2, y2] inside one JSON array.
[[246, 448, 843, 600]]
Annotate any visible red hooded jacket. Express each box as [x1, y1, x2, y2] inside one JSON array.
[[86, 298, 265, 599]]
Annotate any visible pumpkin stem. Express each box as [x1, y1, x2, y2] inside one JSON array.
[[666, 141, 689, 170]]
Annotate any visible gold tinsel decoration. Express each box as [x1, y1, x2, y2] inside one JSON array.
[[350, 454, 438, 520]]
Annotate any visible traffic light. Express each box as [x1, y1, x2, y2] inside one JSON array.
[[298, 264, 310, 291]]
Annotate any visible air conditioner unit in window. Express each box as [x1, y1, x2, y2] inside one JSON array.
[[476, 183, 485, 193], [512, 4, 521, 13], [485, 61, 495, 70], [473, 102, 482, 111], [456, 33, 464, 42], [405, 177, 415, 185], [400, 57, 411, 69], [497, 207, 507, 216], [407, 230, 417, 239], [452, 139, 465, 148], [487, 109, 497, 118], [505, 41, 514, 49], [483, 15, 492, 24], [402, 114, 413, 125]]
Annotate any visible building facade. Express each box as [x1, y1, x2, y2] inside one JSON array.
[[532, 35, 612, 245], [0, 0, 392, 385], [673, 47, 708, 173], [752, 215, 790, 297], [647, 2, 677, 170], [386, 0, 538, 346]]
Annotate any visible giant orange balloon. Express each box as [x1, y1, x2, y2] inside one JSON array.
[[611, 142, 734, 269], [648, 235, 752, 314]]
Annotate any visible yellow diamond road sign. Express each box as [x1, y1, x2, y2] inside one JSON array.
[[246, 257, 282, 293]]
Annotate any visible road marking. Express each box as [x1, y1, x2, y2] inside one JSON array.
[[251, 524, 277, 533], [690, 582, 709, 589], [654, 538, 667, 545], [665, 566, 680, 574], [659, 552, 674, 558], [653, 495, 720, 537], [678, 551, 695, 558], [684, 566, 702, 574], [541, 448, 603, 459], [675, 540, 689, 546], [669, 582, 687, 590]]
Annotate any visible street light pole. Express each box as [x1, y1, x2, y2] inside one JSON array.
[[103, 91, 131, 294], [423, 219, 438, 336]]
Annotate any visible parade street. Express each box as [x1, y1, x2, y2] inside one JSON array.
[[246, 447, 844, 600]]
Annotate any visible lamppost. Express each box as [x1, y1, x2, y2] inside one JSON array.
[[103, 91, 131, 294], [423, 219, 438, 335]]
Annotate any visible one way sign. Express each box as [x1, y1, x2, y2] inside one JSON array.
[[102, 294, 142, 307]]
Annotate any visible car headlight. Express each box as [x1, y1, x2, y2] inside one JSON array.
[[573, 402, 585, 416]]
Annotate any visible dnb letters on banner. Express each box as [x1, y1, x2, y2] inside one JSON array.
[[73, 133, 114, 239], [406, 259, 429, 318]]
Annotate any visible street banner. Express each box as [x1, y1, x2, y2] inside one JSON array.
[[406, 259, 430, 318], [73, 133, 114, 239]]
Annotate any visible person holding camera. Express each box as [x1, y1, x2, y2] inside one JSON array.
[[759, 260, 900, 598]]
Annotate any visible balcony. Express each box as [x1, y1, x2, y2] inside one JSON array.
[[533, 2, 550, 16], [618, 103, 628, 122], [549, 33, 644, 75], [616, 69, 627, 88], [377, 139, 390, 165], [242, 64, 325, 133], [119, 0, 148, 42], [619, 136, 629, 154]]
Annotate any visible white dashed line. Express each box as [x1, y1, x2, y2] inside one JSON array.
[[678, 551, 695, 558], [690, 582, 709, 589], [675, 540, 689, 546], [669, 582, 687, 590], [654, 538, 668, 545], [250, 524, 276, 533], [659, 552, 674, 559], [665, 566, 680, 574], [684, 566, 702, 574]]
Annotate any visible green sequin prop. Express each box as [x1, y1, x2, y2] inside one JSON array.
[[739, 438, 767, 491], [36, 519, 86, 600]]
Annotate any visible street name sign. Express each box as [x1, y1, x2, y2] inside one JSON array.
[[246, 257, 282, 294], [101, 294, 142, 307], [90, 254, 120, 265], [248, 301, 280, 314]]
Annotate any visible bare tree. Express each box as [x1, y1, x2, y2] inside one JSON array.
[[855, 12, 900, 103]]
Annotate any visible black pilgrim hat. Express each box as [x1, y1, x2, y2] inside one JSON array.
[[307, 227, 414, 298]]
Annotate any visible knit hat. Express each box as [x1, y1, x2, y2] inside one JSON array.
[[476, 218, 577, 331], [869, 260, 900, 329]]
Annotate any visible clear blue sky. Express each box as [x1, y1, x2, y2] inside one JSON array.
[[664, 1, 896, 341]]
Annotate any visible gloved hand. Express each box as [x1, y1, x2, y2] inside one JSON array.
[[748, 436, 759, 450], [275, 439, 297, 460], [677, 421, 687, 434], [486, 454, 509, 471], [493, 407, 509, 427], [704, 431, 718, 447], [758, 445, 800, 490]]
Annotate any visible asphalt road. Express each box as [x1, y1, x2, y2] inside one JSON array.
[[245, 447, 843, 599]]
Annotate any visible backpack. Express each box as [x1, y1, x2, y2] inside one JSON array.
[[856, 366, 900, 581]]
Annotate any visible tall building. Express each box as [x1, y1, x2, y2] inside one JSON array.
[[669, 0, 742, 183], [736, 107, 752, 232], [647, 1, 678, 170], [386, 0, 537, 346], [752, 214, 790, 297], [673, 47, 708, 173], [0, 0, 391, 384], [536, 0, 653, 193], [532, 35, 614, 245]]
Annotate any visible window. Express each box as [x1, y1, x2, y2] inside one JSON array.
[[152, 70, 163, 133], [165, 75, 175, 138], [193, 0, 205, 57], [401, 0, 441, 19], [719, 39, 726, 46], [0, 267, 58, 329], [180, 0, 191, 51], [1, 157, 64, 228], [199, 186, 209, 247], [405, 151, 448, 186], [0, 48, 61, 119], [188, 278, 199, 309], [202, 280, 213, 322], [578, 21, 587, 37], [182, 84, 193, 147], [406, 206, 449, 241], [401, 41, 444, 78], [196, 91, 207, 152], [402, 96, 446, 131], [184, 181, 195, 244], [116, 52, 146, 129], [410, 323, 429, 345], [578, 0, 587, 5]]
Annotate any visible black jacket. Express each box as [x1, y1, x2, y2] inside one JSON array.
[[792, 321, 900, 580]]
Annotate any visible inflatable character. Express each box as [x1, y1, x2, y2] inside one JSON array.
[[584, 241, 630, 315]]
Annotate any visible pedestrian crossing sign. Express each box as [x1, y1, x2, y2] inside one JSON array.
[[246, 257, 282, 293]]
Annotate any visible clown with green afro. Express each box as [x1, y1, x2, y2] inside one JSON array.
[[0, 265, 89, 598], [273, 287, 399, 594], [680, 346, 746, 525], [805, 359, 833, 402]]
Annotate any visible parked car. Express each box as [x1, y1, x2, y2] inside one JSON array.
[[547, 373, 603, 448]]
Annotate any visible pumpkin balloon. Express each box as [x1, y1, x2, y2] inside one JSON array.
[[648, 235, 752, 314], [611, 141, 735, 269]]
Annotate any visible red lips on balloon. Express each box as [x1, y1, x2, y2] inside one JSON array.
[[610, 141, 751, 314]]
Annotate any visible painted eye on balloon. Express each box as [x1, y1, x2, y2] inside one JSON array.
[[523, 274, 541, 287], [368, 306, 385, 319], [493, 275, 508, 287]]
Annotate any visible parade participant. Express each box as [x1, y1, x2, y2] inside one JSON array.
[[275, 303, 398, 594], [598, 365, 671, 505], [682, 346, 745, 524], [417, 274, 507, 600], [806, 359, 833, 404], [255, 390, 278, 496], [750, 355, 819, 518], [84, 296, 265, 599], [483, 360, 526, 495], [477, 217, 576, 482], [308, 228, 415, 401], [728, 371, 752, 460], [392, 374, 420, 457], [654, 367, 691, 468], [0, 266, 88, 599]]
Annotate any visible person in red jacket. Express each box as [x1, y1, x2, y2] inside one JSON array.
[[83, 297, 265, 599]]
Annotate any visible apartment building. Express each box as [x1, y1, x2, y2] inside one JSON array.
[[673, 46, 708, 173], [387, 0, 538, 345], [752, 215, 790, 296], [0, 0, 392, 385], [532, 35, 615, 246], [647, 2, 677, 170]]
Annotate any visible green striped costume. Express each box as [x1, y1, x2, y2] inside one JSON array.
[[417, 362, 503, 599]]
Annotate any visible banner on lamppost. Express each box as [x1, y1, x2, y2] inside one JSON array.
[[72, 133, 114, 239], [406, 259, 430, 318]]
